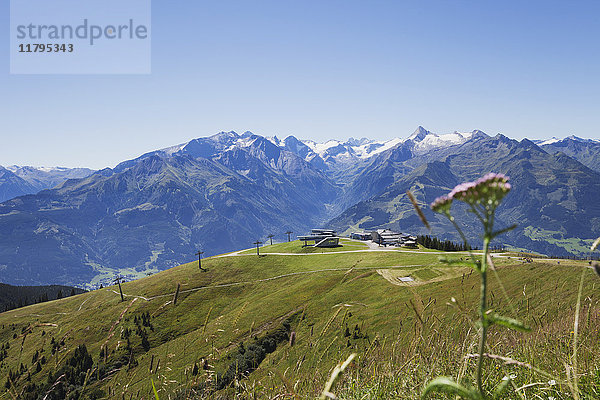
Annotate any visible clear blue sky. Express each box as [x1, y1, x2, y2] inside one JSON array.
[[1, 1, 599, 169]]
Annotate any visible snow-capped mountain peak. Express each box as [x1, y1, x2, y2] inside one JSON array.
[[408, 128, 476, 155], [265, 135, 282, 146], [144, 126, 482, 175], [408, 126, 430, 142], [300, 137, 405, 162]]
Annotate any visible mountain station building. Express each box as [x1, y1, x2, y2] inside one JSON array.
[[298, 229, 340, 247]]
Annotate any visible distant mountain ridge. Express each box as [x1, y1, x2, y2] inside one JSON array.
[[0, 166, 37, 203], [0, 165, 94, 202], [0, 127, 598, 287], [539, 136, 600, 173], [329, 133, 600, 257]]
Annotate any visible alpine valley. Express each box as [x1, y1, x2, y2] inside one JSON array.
[[0, 128, 599, 287]]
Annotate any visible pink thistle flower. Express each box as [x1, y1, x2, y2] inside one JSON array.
[[448, 173, 511, 208], [431, 195, 453, 214]]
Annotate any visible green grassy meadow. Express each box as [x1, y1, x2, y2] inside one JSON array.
[[0, 242, 598, 399], [239, 238, 371, 254]]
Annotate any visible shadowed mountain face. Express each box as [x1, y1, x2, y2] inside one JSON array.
[[0, 129, 598, 286], [0, 145, 340, 287], [0, 167, 37, 203], [330, 134, 600, 257]]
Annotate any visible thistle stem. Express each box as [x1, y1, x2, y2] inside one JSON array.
[[477, 235, 491, 395]]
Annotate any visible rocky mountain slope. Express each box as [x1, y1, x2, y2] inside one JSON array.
[[0, 166, 37, 203], [0, 136, 340, 287], [540, 136, 600, 173], [0, 128, 598, 286], [330, 134, 600, 257]]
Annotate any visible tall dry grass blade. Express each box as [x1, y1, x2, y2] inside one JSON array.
[[591, 236, 600, 252], [202, 306, 213, 334], [233, 302, 248, 328], [408, 300, 423, 325], [514, 382, 547, 392], [319, 353, 356, 400], [318, 336, 339, 364], [564, 362, 576, 398], [487, 253, 518, 316], [406, 190, 430, 230], [457, 326, 475, 383], [320, 307, 343, 338], [571, 269, 585, 400], [101, 298, 137, 358], [173, 283, 181, 306], [42, 374, 65, 400], [76, 367, 96, 400], [465, 353, 557, 380]]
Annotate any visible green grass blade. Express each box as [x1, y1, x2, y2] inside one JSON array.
[[151, 377, 160, 400], [489, 313, 531, 332], [492, 377, 511, 398], [422, 377, 482, 399]]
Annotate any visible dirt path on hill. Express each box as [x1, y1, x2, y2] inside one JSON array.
[[217, 249, 473, 257], [376, 267, 471, 288]]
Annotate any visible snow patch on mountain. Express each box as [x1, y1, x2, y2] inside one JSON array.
[[536, 136, 600, 146], [354, 138, 404, 158], [301, 137, 404, 161], [148, 126, 483, 174], [411, 130, 476, 154], [537, 137, 561, 146]]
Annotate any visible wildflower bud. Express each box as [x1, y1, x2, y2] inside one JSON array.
[[431, 195, 453, 214]]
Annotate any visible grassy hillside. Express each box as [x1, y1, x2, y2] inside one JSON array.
[[0, 243, 598, 399], [239, 238, 371, 254]]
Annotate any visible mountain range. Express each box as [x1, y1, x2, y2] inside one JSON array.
[[0, 127, 598, 287], [330, 133, 600, 256], [0, 165, 94, 203]]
